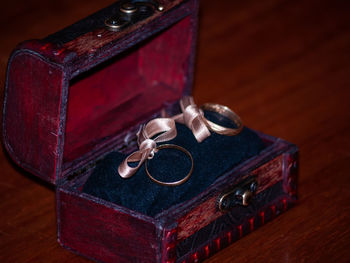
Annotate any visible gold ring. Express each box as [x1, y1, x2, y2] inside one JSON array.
[[200, 103, 243, 136], [145, 144, 194, 186]]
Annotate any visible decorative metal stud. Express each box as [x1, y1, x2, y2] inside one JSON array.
[[120, 3, 138, 14]]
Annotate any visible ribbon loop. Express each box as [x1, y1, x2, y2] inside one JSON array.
[[183, 104, 200, 128], [173, 96, 211, 143], [118, 118, 177, 178]]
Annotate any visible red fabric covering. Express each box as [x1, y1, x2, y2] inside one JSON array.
[[64, 16, 192, 162]]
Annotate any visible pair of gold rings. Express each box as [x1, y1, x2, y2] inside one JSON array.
[[145, 103, 242, 187]]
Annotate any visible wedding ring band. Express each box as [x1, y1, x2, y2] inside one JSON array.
[[145, 144, 194, 186], [200, 103, 243, 136]]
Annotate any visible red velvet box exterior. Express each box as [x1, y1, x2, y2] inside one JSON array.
[[2, 0, 298, 262]]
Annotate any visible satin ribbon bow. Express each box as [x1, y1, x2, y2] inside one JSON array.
[[172, 96, 211, 143], [118, 118, 177, 178]]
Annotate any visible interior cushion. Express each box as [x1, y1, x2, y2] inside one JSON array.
[[83, 111, 265, 217]]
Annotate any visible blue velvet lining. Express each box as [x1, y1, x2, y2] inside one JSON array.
[[83, 112, 265, 217]]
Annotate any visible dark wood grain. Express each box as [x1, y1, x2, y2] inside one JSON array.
[[1, 0, 349, 262]]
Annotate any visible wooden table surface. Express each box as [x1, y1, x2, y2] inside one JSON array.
[[1, 0, 349, 262]]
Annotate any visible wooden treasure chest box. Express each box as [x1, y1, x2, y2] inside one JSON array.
[[2, 0, 298, 262]]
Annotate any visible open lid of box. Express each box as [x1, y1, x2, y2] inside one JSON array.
[[3, 0, 199, 185]]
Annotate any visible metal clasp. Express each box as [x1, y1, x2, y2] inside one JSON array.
[[217, 176, 258, 212], [105, 0, 164, 31]]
